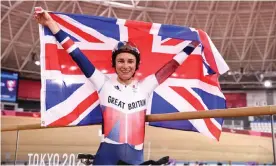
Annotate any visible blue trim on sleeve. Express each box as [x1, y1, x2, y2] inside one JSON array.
[[53, 29, 68, 43]]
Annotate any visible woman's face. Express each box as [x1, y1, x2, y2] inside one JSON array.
[[115, 52, 137, 81]]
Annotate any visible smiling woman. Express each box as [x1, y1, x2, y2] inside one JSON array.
[[114, 52, 138, 84], [111, 40, 141, 84]]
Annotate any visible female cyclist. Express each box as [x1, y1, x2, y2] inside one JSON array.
[[34, 8, 199, 165]]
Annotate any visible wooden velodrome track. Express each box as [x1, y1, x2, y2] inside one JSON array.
[[1, 116, 273, 163]]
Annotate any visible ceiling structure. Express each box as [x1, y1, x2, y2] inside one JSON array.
[[1, 0, 276, 90]]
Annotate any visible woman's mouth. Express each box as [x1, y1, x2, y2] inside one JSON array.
[[121, 71, 130, 74]]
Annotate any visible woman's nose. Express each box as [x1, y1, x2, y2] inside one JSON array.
[[122, 62, 128, 68]]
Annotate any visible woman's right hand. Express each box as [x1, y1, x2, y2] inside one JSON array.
[[34, 7, 60, 34]]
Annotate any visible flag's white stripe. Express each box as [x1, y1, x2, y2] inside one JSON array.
[[211, 118, 222, 130], [158, 79, 223, 137], [155, 85, 197, 114], [163, 78, 225, 99], [185, 87, 221, 131], [184, 86, 208, 110], [189, 27, 198, 32], [69, 100, 100, 126], [42, 36, 58, 44], [191, 120, 215, 139], [57, 14, 109, 42], [152, 36, 202, 54], [145, 93, 153, 126], [42, 70, 88, 84], [150, 23, 202, 54], [42, 70, 116, 84], [56, 14, 118, 46], [58, 24, 87, 42], [160, 38, 171, 44], [151, 35, 191, 54], [155, 85, 215, 139], [184, 86, 222, 131], [146, 93, 153, 116], [191, 45, 202, 54], [149, 23, 161, 35], [40, 25, 47, 125], [42, 36, 115, 50], [45, 36, 201, 53], [43, 80, 97, 126], [117, 19, 128, 42], [206, 33, 229, 74]]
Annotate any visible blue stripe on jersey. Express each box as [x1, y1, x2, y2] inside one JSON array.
[[44, 27, 79, 42], [192, 88, 226, 124], [158, 24, 200, 41], [149, 92, 199, 132], [76, 104, 103, 125], [70, 48, 96, 77], [53, 12, 120, 41], [45, 80, 83, 110], [107, 120, 120, 142]]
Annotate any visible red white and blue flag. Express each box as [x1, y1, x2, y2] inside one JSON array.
[[39, 12, 229, 140]]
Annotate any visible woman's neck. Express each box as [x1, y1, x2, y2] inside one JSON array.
[[117, 77, 133, 86]]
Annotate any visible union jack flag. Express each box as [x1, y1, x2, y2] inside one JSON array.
[[39, 11, 229, 140]]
